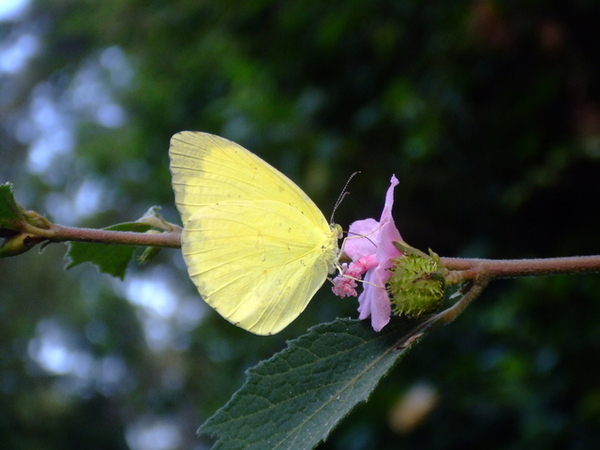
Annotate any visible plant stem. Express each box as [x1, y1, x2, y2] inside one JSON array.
[[441, 255, 600, 279], [18, 220, 600, 279], [23, 223, 182, 248], [428, 254, 600, 327], [435, 277, 490, 325]]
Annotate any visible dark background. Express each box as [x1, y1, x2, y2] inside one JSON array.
[[1, 1, 600, 449]]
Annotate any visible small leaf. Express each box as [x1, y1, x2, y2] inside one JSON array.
[[65, 222, 152, 279], [138, 206, 172, 231], [0, 183, 25, 231], [138, 243, 162, 265], [199, 316, 440, 450]]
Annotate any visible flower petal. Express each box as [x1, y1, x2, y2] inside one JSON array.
[[335, 175, 403, 332], [358, 267, 391, 331], [344, 218, 380, 261], [381, 175, 399, 222]]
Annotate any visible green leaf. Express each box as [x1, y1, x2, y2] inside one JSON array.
[[0, 183, 24, 232], [199, 316, 440, 450], [137, 206, 172, 231], [137, 244, 162, 265], [65, 222, 153, 279]]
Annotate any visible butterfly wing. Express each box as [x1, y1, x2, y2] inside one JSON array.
[[183, 200, 335, 334], [169, 132, 339, 335], [170, 132, 329, 226]]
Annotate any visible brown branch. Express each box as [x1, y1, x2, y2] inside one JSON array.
[[22, 223, 182, 248], [14, 218, 600, 280], [427, 254, 600, 326], [441, 255, 600, 279]]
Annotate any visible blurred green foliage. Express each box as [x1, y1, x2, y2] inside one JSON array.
[[1, 0, 600, 448]]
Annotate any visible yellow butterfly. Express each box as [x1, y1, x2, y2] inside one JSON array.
[[169, 131, 341, 335]]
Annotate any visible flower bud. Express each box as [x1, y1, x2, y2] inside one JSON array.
[[0, 232, 39, 258]]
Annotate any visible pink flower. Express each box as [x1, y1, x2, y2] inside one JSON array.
[[332, 175, 403, 331]]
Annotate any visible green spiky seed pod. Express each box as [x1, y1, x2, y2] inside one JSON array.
[[386, 242, 446, 318]]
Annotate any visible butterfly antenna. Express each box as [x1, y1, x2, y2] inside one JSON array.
[[330, 171, 360, 224]]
